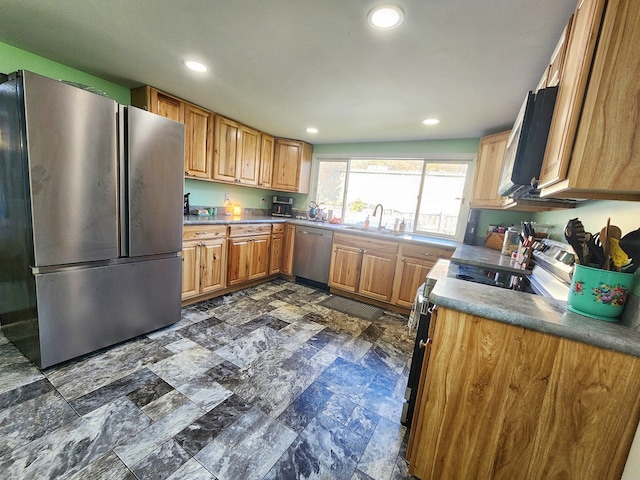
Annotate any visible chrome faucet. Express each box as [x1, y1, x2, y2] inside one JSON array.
[[373, 203, 384, 230]]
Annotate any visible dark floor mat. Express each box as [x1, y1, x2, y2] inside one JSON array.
[[319, 295, 384, 321]]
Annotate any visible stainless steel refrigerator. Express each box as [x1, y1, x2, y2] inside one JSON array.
[[0, 70, 185, 368]]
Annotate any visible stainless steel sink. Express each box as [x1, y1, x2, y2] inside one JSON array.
[[342, 226, 405, 236]]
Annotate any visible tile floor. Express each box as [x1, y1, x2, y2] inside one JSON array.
[[0, 279, 419, 480]]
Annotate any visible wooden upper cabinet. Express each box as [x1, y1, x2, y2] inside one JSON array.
[[184, 103, 214, 178], [238, 124, 260, 186], [542, 0, 640, 201], [214, 116, 240, 182], [469, 131, 510, 209], [537, 0, 606, 191], [546, 19, 572, 88], [272, 139, 312, 193], [150, 89, 184, 122], [131, 86, 213, 180], [213, 116, 260, 186], [259, 133, 275, 188]]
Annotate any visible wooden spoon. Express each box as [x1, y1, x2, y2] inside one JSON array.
[[600, 218, 611, 270]]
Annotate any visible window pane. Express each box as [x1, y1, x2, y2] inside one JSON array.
[[316, 161, 347, 220], [416, 163, 468, 236], [344, 159, 423, 229]]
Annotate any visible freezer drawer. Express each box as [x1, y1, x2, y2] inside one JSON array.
[[34, 256, 181, 368]]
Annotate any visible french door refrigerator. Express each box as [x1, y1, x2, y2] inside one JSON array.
[[0, 70, 185, 368]]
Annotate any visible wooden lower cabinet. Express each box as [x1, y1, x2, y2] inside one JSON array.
[[227, 234, 271, 286], [270, 233, 283, 275], [181, 237, 227, 300], [407, 307, 640, 480], [392, 244, 453, 308], [328, 233, 398, 302], [282, 224, 296, 276]]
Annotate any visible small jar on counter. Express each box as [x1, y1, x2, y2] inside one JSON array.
[[501, 227, 520, 256]]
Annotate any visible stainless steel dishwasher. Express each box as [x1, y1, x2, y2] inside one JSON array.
[[294, 225, 334, 286]]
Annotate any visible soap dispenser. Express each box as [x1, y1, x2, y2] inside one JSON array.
[[364, 215, 370, 229]]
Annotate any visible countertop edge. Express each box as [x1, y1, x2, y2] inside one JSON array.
[[430, 275, 640, 358], [183, 215, 459, 249]]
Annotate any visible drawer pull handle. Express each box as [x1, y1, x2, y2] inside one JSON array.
[[423, 252, 433, 256], [419, 338, 432, 349]]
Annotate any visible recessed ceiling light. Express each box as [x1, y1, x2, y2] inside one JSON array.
[[422, 118, 440, 126], [306, 127, 319, 134], [183, 60, 207, 72], [367, 5, 404, 30]]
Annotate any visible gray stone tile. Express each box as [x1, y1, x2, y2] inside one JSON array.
[[114, 402, 204, 468], [129, 438, 191, 480], [264, 413, 368, 480], [66, 451, 136, 480], [357, 416, 407, 480], [196, 406, 297, 480], [141, 389, 191, 422], [166, 458, 217, 480], [3, 396, 152, 479]]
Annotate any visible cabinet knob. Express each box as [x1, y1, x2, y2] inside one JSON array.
[[419, 338, 432, 349]]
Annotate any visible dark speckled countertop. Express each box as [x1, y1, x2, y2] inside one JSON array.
[[429, 255, 640, 357]]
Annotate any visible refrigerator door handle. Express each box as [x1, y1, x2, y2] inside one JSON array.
[[118, 104, 128, 258]]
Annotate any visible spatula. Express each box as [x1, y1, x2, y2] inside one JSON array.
[[564, 218, 586, 265]]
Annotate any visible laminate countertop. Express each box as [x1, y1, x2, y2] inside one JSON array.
[[183, 215, 459, 250], [430, 251, 640, 358]]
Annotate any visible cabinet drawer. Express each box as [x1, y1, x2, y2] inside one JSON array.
[[400, 243, 453, 261], [229, 223, 272, 237], [333, 233, 398, 255], [271, 223, 285, 234], [183, 225, 227, 241]]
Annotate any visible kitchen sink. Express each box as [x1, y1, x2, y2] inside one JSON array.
[[342, 226, 406, 236]]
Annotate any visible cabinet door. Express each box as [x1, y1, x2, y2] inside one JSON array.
[[248, 235, 271, 280], [538, 0, 606, 189], [259, 133, 275, 188], [200, 239, 226, 294], [227, 237, 250, 285], [237, 125, 260, 185], [469, 131, 510, 209], [184, 103, 213, 178], [272, 139, 302, 191], [270, 233, 283, 275], [282, 224, 296, 275], [393, 257, 434, 308], [562, 0, 640, 198], [328, 244, 361, 293], [180, 243, 200, 300], [214, 116, 240, 183], [358, 251, 397, 302], [149, 89, 184, 122]]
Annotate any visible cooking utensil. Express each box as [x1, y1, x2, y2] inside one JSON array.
[[564, 218, 586, 265], [586, 232, 606, 267], [609, 237, 629, 271], [600, 218, 611, 270], [620, 228, 640, 274]]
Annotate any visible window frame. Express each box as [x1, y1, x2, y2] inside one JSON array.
[[310, 153, 476, 241]]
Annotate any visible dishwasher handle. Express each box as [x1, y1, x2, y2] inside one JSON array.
[[299, 229, 326, 236]]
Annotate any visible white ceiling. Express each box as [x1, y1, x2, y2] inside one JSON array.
[[0, 0, 576, 144]]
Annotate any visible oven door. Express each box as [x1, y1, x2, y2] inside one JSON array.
[[402, 284, 432, 426]]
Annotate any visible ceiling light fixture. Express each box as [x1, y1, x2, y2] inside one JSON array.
[[306, 127, 319, 134], [422, 118, 440, 126], [183, 60, 207, 72], [367, 5, 404, 30]]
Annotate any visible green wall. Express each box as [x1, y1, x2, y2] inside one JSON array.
[[184, 179, 307, 211], [534, 200, 640, 241], [0, 41, 130, 104]]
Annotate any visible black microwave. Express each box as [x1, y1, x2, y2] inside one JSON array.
[[498, 85, 558, 197]]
